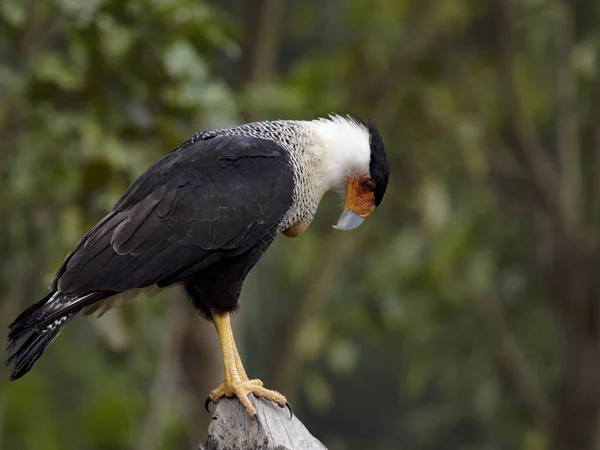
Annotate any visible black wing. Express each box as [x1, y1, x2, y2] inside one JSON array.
[[54, 135, 295, 295]]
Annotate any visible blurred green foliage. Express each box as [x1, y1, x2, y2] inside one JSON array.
[[2, 0, 600, 449]]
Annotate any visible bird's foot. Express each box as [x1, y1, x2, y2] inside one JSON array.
[[208, 378, 287, 419]]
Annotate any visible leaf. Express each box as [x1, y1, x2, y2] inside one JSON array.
[[302, 370, 333, 411], [98, 13, 136, 64], [163, 39, 207, 79], [34, 53, 84, 90], [327, 338, 359, 375], [1, 0, 26, 26], [54, 0, 104, 27]]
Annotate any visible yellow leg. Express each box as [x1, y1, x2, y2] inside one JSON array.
[[209, 312, 286, 419], [232, 341, 264, 387]]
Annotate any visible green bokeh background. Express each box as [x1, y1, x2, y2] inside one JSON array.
[[1, 1, 600, 449]]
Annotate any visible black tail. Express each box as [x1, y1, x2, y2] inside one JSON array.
[[6, 290, 110, 380], [6, 318, 72, 380]]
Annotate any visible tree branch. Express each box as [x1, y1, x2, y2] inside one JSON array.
[[273, 234, 355, 400], [199, 396, 326, 450], [553, 1, 583, 239], [593, 100, 600, 238], [430, 49, 552, 210], [235, 0, 284, 121], [492, 0, 559, 205], [474, 295, 553, 430], [136, 301, 188, 450], [589, 42, 600, 239], [367, 0, 446, 129]]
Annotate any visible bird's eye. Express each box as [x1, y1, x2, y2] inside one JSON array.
[[363, 179, 376, 191]]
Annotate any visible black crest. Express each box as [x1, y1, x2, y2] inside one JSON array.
[[361, 119, 389, 206]]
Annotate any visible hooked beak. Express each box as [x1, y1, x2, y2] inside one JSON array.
[[333, 176, 376, 231], [334, 209, 364, 230]]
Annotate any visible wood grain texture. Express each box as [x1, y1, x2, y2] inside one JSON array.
[[200, 395, 327, 450]]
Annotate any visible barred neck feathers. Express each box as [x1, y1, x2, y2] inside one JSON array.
[[195, 116, 376, 229], [308, 115, 371, 191]]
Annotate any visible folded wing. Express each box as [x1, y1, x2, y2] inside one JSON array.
[[55, 134, 295, 296]]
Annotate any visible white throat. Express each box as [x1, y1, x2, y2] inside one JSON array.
[[309, 115, 371, 190]]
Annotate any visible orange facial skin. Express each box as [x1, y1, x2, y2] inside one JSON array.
[[345, 176, 376, 218]]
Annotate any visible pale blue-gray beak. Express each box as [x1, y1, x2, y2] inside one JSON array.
[[333, 208, 365, 230]]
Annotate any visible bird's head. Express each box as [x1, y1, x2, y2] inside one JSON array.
[[312, 114, 389, 230]]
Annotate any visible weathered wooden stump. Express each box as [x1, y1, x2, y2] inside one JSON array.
[[200, 395, 327, 450]]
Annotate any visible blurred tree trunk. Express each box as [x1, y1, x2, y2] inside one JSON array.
[[178, 311, 222, 440], [547, 238, 600, 450], [235, 0, 283, 121], [133, 298, 221, 450], [236, 0, 282, 87], [136, 302, 188, 450], [490, 1, 600, 448], [548, 2, 600, 450], [546, 2, 600, 448], [272, 235, 355, 400]]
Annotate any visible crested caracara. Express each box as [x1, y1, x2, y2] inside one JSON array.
[[6, 114, 389, 418]]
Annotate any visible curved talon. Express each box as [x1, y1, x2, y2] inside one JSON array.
[[207, 379, 286, 419], [205, 397, 212, 414], [285, 402, 293, 419]]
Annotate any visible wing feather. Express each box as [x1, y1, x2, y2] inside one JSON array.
[[55, 135, 295, 295], [111, 202, 161, 255]]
